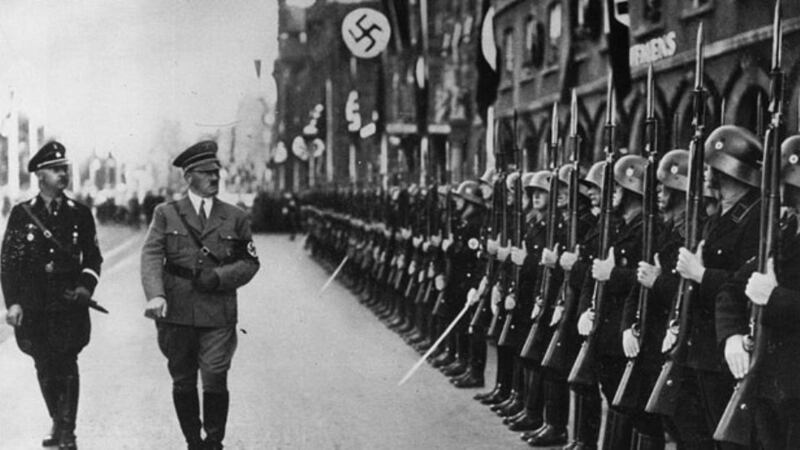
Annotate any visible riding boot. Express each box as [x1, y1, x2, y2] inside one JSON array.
[[574, 388, 601, 449], [173, 389, 203, 449], [38, 375, 61, 447], [57, 376, 79, 450], [203, 391, 229, 450]]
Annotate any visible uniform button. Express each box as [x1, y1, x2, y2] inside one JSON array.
[[717, 249, 722, 255]]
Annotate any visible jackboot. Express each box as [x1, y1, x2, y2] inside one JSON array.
[[504, 409, 528, 425], [474, 383, 501, 402], [203, 391, 229, 450], [601, 408, 633, 450], [173, 389, 203, 449], [526, 423, 568, 447], [452, 371, 484, 388], [497, 392, 524, 417], [490, 389, 518, 412], [569, 389, 601, 450], [57, 376, 79, 450], [441, 360, 467, 377], [38, 375, 61, 447], [507, 411, 542, 432]]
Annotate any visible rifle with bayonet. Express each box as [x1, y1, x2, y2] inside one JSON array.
[[470, 164, 504, 331], [645, 24, 707, 416], [713, 3, 783, 445], [432, 183, 454, 316], [521, 103, 561, 359], [487, 132, 511, 341], [614, 64, 661, 409], [498, 111, 524, 346], [542, 90, 582, 372], [568, 73, 618, 386]]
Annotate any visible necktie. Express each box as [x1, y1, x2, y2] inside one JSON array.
[[49, 200, 58, 216], [199, 199, 208, 229]]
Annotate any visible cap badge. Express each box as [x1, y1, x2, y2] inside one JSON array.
[[468, 238, 479, 250], [55, 152, 62, 158], [790, 154, 799, 165], [715, 141, 724, 150], [670, 164, 679, 174], [626, 167, 635, 177]]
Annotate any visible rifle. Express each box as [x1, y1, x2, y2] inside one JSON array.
[[714, 3, 783, 445], [646, 24, 707, 416], [470, 167, 504, 330], [613, 64, 660, 409], [542, 90, 581, 371], [432, 184, 454, 316], [568, 73, 617, 386], [520, 103, 561, 358], [498, 111, 524, 346], [487, 139, 511, 340]]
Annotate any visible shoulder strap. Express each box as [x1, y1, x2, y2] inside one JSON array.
[[21, 203, 74, 256], [171, 202, 221, 264]]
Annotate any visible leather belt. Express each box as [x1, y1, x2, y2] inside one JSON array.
[[164, 262, 195, 280]]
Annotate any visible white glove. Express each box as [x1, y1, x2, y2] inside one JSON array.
[[541, 244, 560, 268], [549, 305, 564, 326], [422, 241, 431, 252], [408, 261, 417, 275], [490, 285, 502, 315], [412, 236, 422, 248], [487, 238, 499, 255], [661, 328, 677, 353], [476, 276, 489, 297], [622, 328, 640, 358], [402, 228, 412, 240], [467, 288, 479, 306], [427, 264, 435, 278], [504, 294, 516, 310], [577, 310, 595, 336], [430, 234, 442, 247], [637, 254, 662, 289], [560, 246, 580, 271], [397, 255, 406, 269], [497, 246, 510, 261], [510, 246, 527, 266], [442, 234, 454, 252], [435, 274, 446, 291], [592, 246, 615, 282], [530, 302, 542, 320], [724, 334, 751, 379], [745, 258, 777, 306]]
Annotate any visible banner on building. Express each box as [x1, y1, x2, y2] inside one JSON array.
[[342, 8, 392, 59]]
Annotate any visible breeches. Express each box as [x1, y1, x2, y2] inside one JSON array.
[[157, 323, 237, 393]]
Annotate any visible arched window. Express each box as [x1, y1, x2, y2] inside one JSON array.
[[735, 86, 769, 137], [547, 2, 562, 66]]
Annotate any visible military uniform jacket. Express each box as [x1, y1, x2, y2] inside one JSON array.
[[717, 223, 800, 401], [1, 195, 102, 311], [444, 213, 482, 309], [623, 215, 682, 369], [578, 212, 642, 358], [141, 196, 260, 327], [1, 195, 102, 356], [686, 190, 759, 372]]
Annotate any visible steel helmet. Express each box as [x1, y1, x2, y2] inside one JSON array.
[[704, 125, 762, 188], [521, 171, 536, 189], [526, 170, 552, 192], [585, 161, 606, 189], [454, 180, 484, 206], [505, 171, 521, 191], [479, 167, 497, 186], [781, 135, 800, 189], [657, 149, 690, 192], [558, 163, 590, 197], [614, 155, 647, 195]]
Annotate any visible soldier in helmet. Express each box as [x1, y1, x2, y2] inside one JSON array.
[[1, 141, 103, 449], [553, 161, 603, 450], [439, 179, 487, 387], [715, 135, 800, 449], [668, 125, 761, 450], [577, 154, 646, 449], [628, 149, 696, 449]]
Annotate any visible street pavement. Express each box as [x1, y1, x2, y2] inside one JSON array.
[[0, 233, 536, 449]]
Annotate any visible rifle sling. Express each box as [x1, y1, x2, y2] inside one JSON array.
[[171, 203, 222, 265]]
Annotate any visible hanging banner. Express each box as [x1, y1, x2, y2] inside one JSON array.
[[292, 136, 309, 161], [341, 8, 391, 59], [312, 138, 325, 158], [274, 141, 288, 164]]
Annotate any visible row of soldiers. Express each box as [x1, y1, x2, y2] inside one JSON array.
[[303, 11, 798, 450]]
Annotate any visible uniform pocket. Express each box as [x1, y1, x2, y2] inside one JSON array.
[[166, 229, 189, 255]]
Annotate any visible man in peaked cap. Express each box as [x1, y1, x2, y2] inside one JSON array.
[[141, 140, 260, 450], [2, 141, 103, 449]]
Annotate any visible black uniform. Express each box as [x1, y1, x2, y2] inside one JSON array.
[[1, 194, 102, 446], [716, 221, 800, 450]]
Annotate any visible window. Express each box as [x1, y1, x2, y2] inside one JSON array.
[[503, 28, 515, 76], [525, 17, 545, 67], [547, 2, 562, 66], [576, 0, 602, 39]]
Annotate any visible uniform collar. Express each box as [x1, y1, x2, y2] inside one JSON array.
[[187, 189, 214, 215]]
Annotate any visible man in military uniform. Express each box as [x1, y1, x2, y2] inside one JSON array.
[[141, 140, 260, 450], [2, 141, 103, 449]]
